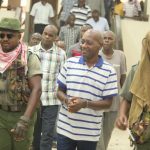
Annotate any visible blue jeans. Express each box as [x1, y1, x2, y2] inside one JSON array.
[[40, 105, 59, 150], [57, 134, 97, 150]]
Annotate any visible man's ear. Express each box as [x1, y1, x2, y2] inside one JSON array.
[[18, 33, 21, 39], [97, 41, 103, 50], [99, 40, 103, 47]]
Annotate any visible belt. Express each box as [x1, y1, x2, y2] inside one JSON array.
[[0, 104, 25, 112]]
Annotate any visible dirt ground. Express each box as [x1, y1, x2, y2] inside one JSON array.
[[107, 128, 133, 150]]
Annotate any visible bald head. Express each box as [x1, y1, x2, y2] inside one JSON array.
[[42, 25, 58, 49], [84, 29, 103, 45], [81, 29, 103, 62], [43, 25, 58, 36], [80, 24, 93, 38], [103, 30, 116, 41], [32, 32, 42, 38], [56, 40, 66, 50], [29, 33, 42, 46], [103, 30, 116, 51]]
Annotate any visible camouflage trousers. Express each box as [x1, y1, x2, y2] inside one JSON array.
[[0, 109, 36, 150], [133, 142, 150, 150]]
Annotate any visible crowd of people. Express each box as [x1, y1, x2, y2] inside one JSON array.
[[0, 0, 149, 150]]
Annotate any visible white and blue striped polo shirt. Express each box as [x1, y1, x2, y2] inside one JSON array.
[[70, 4, 91, 27], [57, 56, 118, 141]]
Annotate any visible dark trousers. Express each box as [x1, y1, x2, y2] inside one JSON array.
[[40, 105, 59, 150], [104, 0, 113, 27], [57, 134, 97, 150], [34, 24, 48, 34], [59, 20, 66, 27], [32, 108, 42, 150]]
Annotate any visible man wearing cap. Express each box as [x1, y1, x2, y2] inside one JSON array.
[[0, 18, 42, 150]]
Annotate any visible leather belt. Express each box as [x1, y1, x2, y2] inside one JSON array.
[[0, 104, 25, 112]]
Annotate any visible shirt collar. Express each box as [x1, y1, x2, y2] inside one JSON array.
[[39, 42, 55, 52], [66, 24, 75, 28], [40, 1, 47, 6], [78, 55, 103, 67]]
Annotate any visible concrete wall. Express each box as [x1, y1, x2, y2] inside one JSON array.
[[121, 1, 150, 72], [121, 20, 150, 72], [8, 0, 20, 8], [0, 10, 15, 20], [147, 0, 150, 15]]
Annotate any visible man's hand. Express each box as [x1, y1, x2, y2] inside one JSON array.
[[11, 116, 30, 141], [115, 114, 128, 130], [68, 97, 86, 113]]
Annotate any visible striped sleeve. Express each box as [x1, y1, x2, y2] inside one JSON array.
[[102, 67, 118, 98], [87, 6, 92, 18], [57, 62, 67, 90], [59, 50, 66, 71]]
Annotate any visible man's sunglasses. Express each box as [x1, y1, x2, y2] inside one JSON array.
[[0, 33, 14, 39]]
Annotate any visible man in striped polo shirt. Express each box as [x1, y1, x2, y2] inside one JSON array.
[[70, 0, 92, 27], [56, 29, 118, 150]]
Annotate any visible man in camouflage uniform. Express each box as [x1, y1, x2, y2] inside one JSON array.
[[116, 31, 150, 150], [0, 18, 42, 150]]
